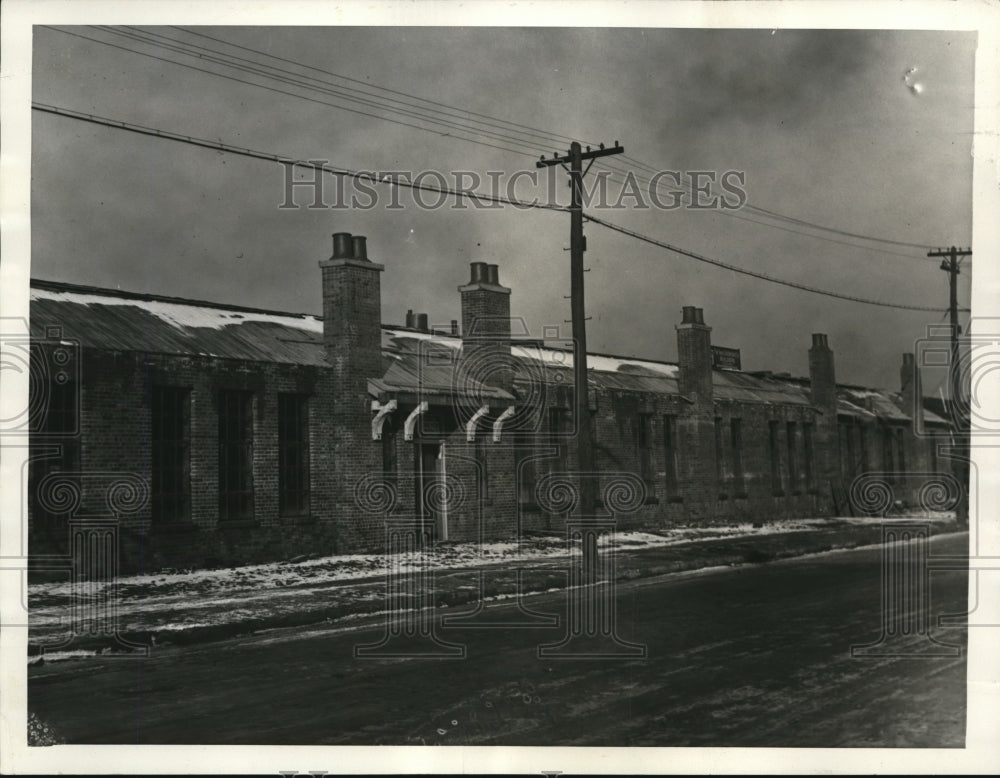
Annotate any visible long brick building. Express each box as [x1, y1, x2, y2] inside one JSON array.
[[28, 232, 953, 572]]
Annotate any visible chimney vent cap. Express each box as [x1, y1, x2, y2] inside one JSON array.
[[469, 262, 489, 285], [681, 306, 705, 325], [351, 235, 368, 261], [332, 232, 355, 259]]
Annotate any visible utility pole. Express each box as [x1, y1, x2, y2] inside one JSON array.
[[928, 246, 972, 525], [538, 140, 624, 580]]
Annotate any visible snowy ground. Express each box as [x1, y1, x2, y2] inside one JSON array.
[[27, 513, 956, 658]]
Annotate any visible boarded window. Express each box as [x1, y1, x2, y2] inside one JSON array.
[[730, 418, 745, 494], [382, 414, 398, 484], [476, 435, 489, 502], [786, 421, 798, 492], [882, 428, 895, 483], [840, 422, 857, 480], [278, 393, 310, 517], [803, 422, 815, 491], [152, 386, 191, 523], [663, 414, 679, 499], [218, 390, 254, 521], [714, 416, 726, 496], [516, 448, 536, 507], [548, 406, 566, 473], [769, 420, 782, 495], [638, 413, 655, 488], [29, 378, 80, 532]]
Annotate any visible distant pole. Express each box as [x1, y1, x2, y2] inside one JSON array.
[[928, 245, 972, 525], [538, 140, 624, 579]]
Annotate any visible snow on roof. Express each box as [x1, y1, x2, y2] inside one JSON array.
[[30, 284, 322, 334], [513, 343, 680, 378], [31, 282, 930, 422]]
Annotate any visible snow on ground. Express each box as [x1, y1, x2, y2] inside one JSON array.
[[27, 514, 954, 644]]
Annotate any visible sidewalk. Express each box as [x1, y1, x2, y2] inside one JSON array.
[[27, 514, 963, 659]]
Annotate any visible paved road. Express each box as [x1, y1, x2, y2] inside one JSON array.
[[29, 534, 968, 746]]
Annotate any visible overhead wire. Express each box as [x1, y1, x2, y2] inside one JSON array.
[[44, 26, 534, 158], [35, 23, 968, 315], [31, 102, 570, 213], [170, 25, 590, 150], [93, 25, 556, 157], [34, 100, 963, 314], [68, 24, 950, 259], [583, 212, 965, 313]]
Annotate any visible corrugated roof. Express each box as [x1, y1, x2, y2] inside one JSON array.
[[29, 280, 949, 423], [373, 330, 513, 402], [714, 369, 812, 407], [30, 281, 327, 366]]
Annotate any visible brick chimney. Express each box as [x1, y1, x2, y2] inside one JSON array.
[[319, 231, 384, 392], [675, 306, 716, 508], [808, 333, 840, 492], [900, 352, 923, 427], [458, 261, 512, 392], [676, 306, 713, 401]]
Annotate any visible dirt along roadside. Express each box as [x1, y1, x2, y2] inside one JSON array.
[[27, 514, 964, 658]]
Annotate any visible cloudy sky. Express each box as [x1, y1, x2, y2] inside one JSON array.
[[28, 22, 976, 389]]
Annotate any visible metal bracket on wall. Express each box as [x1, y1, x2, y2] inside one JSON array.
[[492, 406, 516, 443], [465, 405, 490, 442], [370, 399, 398, 441], [404, 401, 429, 441]]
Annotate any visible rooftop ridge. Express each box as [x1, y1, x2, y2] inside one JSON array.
[[30, 278, 319, 320], [31, 279, 910, 397]]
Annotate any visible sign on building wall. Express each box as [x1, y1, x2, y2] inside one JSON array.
[[712, 346, 742, 371]]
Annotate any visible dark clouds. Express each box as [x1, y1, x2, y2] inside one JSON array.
[[28, 26, 975, 389]]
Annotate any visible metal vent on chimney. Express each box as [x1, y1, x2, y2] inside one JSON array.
[[332, 232, 354, 259], [352, 235, 368, 260], [469, 262, 489, 284], [681, 306, 705, 325]]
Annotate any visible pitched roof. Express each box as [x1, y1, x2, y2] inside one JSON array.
[[29, 279, 949, 423], [30, 279, 327, 366]]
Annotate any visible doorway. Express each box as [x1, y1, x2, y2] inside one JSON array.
[[416, 442, 447, 543]]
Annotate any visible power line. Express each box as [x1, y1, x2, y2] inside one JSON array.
[[742, 203, 935, 250], [35, 94, 955, 317], [51, 25, 949, 260], [31, 102, 569, 213], [131, 25, 946, 258], [33, 101, 960, 316], [618, 153, 939, 252], [82, 26, 927, 264], [574, 164, 937, 262], [584, 213, 964, 313], [92, 26, 553, 158], [43, 26, 535, 159], [171, 25, 589, 151]]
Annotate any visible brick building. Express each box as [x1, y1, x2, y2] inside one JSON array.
[[28, 232, 953, 572]]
